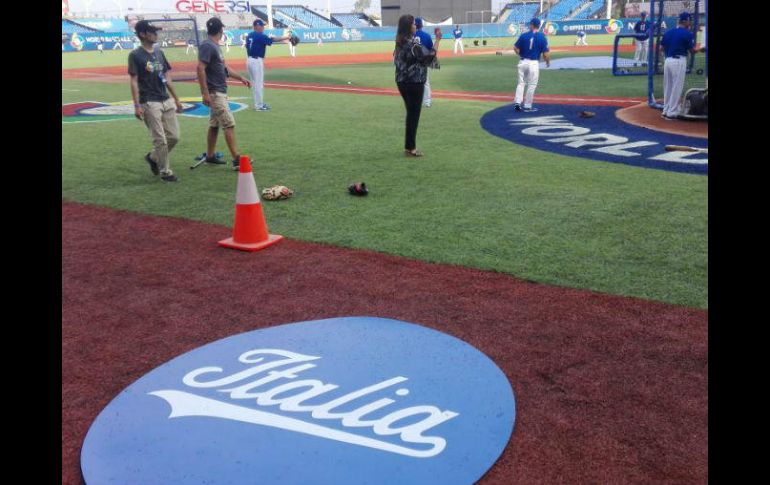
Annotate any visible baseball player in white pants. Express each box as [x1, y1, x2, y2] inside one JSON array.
[[453, 25, 464, 55], [660, 12, 698, 119], [662, 57, 687, 118], [513, 18, 550, 112], [283, 29, 296, 57], [633, 12, 650, 64], [634, 37, 649, 64], [414, 18, 434, 107], [247, 57, 266, 109], [246, 19, 290, 111]]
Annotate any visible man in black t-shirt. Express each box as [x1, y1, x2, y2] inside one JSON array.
[[128, 20, 184, 182]]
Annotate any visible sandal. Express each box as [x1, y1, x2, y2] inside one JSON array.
[[404, 149, 424, 157]]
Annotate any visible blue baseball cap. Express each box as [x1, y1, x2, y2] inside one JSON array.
[[679, 11, 691, 22], [530, 18, 541, 28], [414, 17, 423, 29], [640, 11, 647, 17], [253, 19, 265, 27]]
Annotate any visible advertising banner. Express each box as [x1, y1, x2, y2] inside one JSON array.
[[62, 18, 677, 52]]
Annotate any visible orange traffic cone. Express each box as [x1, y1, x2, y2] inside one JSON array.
[[218, 155, 283, 252]]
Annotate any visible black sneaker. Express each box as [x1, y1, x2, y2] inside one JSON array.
[[161, 174, 178, 182], [513, 103, 522, 112], [145, 153, 159, 175], [522, 106, 538, 112], [232, 157, 240, 171]]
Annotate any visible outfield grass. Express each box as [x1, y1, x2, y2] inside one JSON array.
[[62, 34, 622, 70], [62, 79, 707, 308]]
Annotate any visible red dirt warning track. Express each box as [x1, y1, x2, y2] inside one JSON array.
[[62, 202, 707, 485]]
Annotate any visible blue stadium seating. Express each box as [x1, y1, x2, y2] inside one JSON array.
[[507, 3, 540, 24], [571, 0, 607, 20], [543, 0, 584, 20], [274, 6, 337, 28], [62, 19, 102, 34], [497, 3, 540, 24], [332, 13, 374, 28]]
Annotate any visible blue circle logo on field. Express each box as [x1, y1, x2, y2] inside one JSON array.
[[480, 104, 707, 175], [62, 98, 247, 123], [81, 317, 516, 485]]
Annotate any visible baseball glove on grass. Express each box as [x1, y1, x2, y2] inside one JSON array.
[[289, 34, 300, 46], [262, 185, 294, 201]]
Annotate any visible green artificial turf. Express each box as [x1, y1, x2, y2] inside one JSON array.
[[62, 79, 707, 308]]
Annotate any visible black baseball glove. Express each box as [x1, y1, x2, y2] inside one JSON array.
[[348, 182, 368, 196], [289, 34, 300, 46]]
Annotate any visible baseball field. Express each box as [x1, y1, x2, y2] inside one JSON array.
[[62, 32, 707, 485]]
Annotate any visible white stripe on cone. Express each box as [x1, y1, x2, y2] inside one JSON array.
[[236, 172, 260, 205]]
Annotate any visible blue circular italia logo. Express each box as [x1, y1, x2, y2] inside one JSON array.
[[81, 317, 516, 485]]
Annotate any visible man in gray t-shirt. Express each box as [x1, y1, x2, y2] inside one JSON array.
[[197, 17, 251, 170], [128, 20, 184, 182]]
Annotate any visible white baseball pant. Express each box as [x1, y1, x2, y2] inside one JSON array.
[[289, 42, 296, 57], [454, 38, 464, 54], [514, 59, 540, 108], [634, 38, 649, 63], [247, 56, 265, 107], [576, 36, 588, 45], [663, 57, 687, 118], [423, 70, 431, 106]]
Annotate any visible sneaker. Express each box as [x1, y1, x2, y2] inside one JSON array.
[[255, 104, 271, 111], [424, 102, 432, 108], [205, 155, 226, 165], [232, 157, 240, 171], [522, 106, 538, 112], [661, 114, 677, 121], [145, 153, 159, 175], [513, 103, 522, 112], [161, 174, 178, 182]]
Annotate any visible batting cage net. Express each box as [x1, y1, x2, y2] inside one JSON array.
[[647, 0, 707, 117], [142, 18, 201, 81]]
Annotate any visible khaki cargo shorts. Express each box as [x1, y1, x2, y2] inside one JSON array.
[[209, 92, 235, 129]]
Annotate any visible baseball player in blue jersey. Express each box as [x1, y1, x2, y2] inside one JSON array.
[[414, 17, 434, 107], [575, 30, 587, 46], [246, 19, 291, 111], [513, 18, 550, 112], [453, 25, 464, 55], [633, 12, 650, 65], [660, 12, 701, 119]]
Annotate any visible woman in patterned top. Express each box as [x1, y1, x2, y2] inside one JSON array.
[[393, 14, 441, 157]]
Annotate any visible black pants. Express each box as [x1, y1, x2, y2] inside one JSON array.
[[397, 82, 425, 151]]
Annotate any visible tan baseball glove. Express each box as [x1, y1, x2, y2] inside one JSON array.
[[261, 185, 294, 201]]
